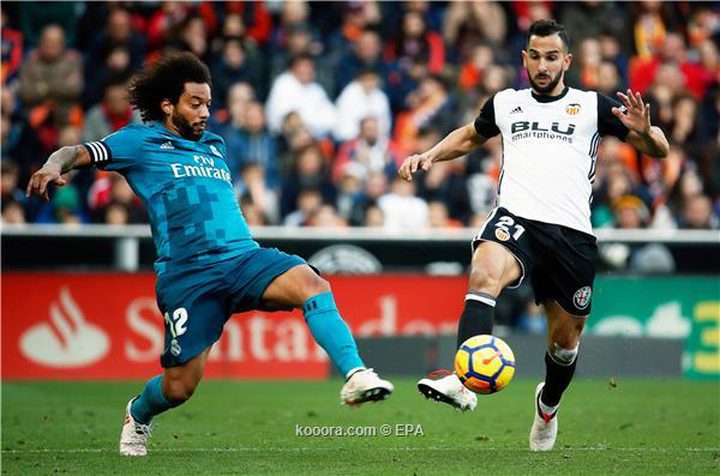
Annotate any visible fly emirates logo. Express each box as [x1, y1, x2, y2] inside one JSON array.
[[170, 155, 231, 183]]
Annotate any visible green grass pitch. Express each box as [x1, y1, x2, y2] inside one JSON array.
[[2, 379, 719, 475]]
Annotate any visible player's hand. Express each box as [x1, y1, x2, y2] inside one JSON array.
[[398, 153, 433, 181], [613, 89, 652, 136], [25, 163, 67, 202]]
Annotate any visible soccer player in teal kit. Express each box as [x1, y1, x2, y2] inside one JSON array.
[[26, 53, 393, 456]]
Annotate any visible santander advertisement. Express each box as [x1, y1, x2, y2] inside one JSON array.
[[2, 273, 465, 380]]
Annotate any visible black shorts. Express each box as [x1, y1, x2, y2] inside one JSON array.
[[472, 207, 598, 316]]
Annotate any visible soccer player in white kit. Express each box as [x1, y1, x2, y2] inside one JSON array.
[[398, 20, 669, 451]]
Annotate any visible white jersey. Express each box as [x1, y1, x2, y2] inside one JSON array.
[[474, 87, 629, 235]]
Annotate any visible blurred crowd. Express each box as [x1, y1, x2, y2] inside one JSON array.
[[2, 1, 719, 234]]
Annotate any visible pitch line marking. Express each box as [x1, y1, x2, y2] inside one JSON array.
[[2, 447, 718, 454]]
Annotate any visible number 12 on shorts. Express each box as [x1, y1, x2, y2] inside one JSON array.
[[164, 308, 188, 338], [495, 216, 525, 241]]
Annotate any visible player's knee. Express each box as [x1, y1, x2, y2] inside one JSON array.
[[304, 273, 331, 298], [548, 342, 579, 366], [163, 378, 198, 404], [468, 266, 502, 295]]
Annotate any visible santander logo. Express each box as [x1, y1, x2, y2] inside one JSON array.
[[20, 287, 110, 367]]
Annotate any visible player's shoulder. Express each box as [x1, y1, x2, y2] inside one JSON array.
[[566, 87, 604, 104], [494, 88, 525, 102], [201, 130, 225, 145]]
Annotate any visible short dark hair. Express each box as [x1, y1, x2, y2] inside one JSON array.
[[127, 52, 211, 122], [527, 19, 570, 52]]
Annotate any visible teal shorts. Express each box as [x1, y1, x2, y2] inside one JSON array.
[[155, 248, 306, 367]]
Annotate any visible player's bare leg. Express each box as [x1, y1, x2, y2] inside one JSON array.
[[418, 241, 521, 410], [120, 347, 211, 456], [262, 265, 393, 405], [530, 301, 585, 451]]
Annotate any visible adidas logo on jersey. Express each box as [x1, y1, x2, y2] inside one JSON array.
[[160, 141, 175, 150], [510, 106, 523, 115]]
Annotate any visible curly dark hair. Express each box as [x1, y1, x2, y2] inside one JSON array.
[[127, 52, 211, 122]]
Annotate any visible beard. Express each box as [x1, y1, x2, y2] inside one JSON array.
[[172, 110, 205, 141], [528, 69, 564, 95]]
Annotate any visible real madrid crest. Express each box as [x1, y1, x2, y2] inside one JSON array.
[[209, 144, 223, 157]]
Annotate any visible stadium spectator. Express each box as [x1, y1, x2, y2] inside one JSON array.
[[613, 195, 650, 229], [146, 1, 191, 52], [82, 79, 142, 143], [457, 44, 495, 92], [265, 54, 336, 139], [567, 37, 602, 89], [1, 88, 44, 185], [213, 81, 255, 128], [333, 29, 387, 97], [679, 194, 719, 230], [384, 10, 445, 74], [1, 10, 23, 85], [378, 176, 428, 229], [235, 163, 280, 225], [217, 100, 279, 189], [1, 197, 26, 224], [333, 116, 399, 184], [240, 196, 269, 227], [393, 74, 458, 155], [427, 200, 462, 228], [363, 202, 384, 227], [1, 161, 25, 207], [17, 2, 78, 47], [631, 32, 715, 100], [281, 145, 336, 219], [333, 70, 392, 143], [560, 1, 628, 50], [306, 203, 347, 227], [334, 161, 368, 226], [4, 1, 715, 234], [84, 7, 146, 84], [269, 0, 315, 53], [443, 1, 507, 60], [211, 37, 262, 109], [171, 14, 211, 64], [283, 186, 323, 227], [104, 201, 130, 225], [83, 45, 135, 109], [19, 24, 83, 131], [219, 2, 273, 47], [597, 60, 623, 98], [419, 154, 471, 225], [325, 2, 375, 65]]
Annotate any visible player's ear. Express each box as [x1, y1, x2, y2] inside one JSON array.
[[563, 52, 573, 72], [160, 98, 173, 116], [521, 50, 528, 69]]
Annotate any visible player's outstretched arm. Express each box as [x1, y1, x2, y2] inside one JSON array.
[[398, 122, 488, 181], [613, 89, 669, 158], [26, 145, 92, 201]]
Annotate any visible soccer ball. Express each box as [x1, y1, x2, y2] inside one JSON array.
[[454, 334, 516, 394]]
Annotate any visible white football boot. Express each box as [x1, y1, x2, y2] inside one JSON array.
[[417, 370, 477, 412], [341, 368, 394, 406], [119, 397, 152, 456], [529, 382, 558, 451]]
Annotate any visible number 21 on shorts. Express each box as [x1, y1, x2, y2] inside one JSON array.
[[494, 215, 525, 242]]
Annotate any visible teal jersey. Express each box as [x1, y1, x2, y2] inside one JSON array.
[[84, 122, 259, 274]]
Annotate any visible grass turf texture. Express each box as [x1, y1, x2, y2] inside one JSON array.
[[2, 379, 718, 475]]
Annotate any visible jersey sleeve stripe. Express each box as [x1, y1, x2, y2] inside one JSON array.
[[82, 141, 111, 163]]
